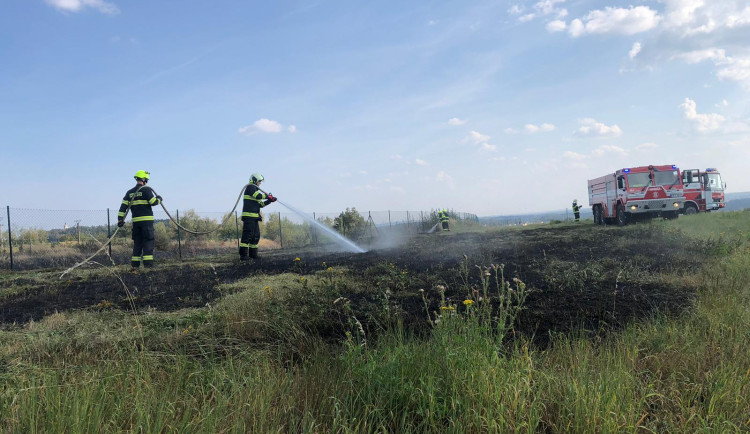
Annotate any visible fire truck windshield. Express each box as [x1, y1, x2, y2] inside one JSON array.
[[626, 173, 650, 188], [706, 173, 723, 189], [653, 169, 680, 186]]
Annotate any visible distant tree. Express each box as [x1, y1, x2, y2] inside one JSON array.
[[217, 211, 239, 241], [153, 222, 171, 250], [176, 210, 219, 240], [333, 208, 366, 239]]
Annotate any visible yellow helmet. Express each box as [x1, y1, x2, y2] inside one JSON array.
[[250, 173, 264, 184], [134, 170, 150, 181]]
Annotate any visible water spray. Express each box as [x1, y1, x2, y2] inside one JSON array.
[[255, 187, 366, 254]]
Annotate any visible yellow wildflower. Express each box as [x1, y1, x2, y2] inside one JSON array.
[[463, 299, 474, 306]]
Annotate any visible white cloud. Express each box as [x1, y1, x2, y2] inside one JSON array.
[[563, 150, 587, 160], [635, 142, 659, 151], [680, 98, 725, 132], [674, 48, 727, 64], [448, 117, 467, 126], [716, 99, 729, 108], [508, 5, 524, 15], [428, 20, 438, 26], [415, 159, 428, 166], [660, 0, 750, 36], [565, 6, 660, 37], [238, 118, 284, 135], [391, 154, 403, 160], [592, 145, 627, 157], [524, 123, 556, 133], [546, 20, 567, 32], [515, 0, 567, 23], [629, 42, 642, 60], [436, 171, 455, 189], [287, 125, 297, 133], [534, 0, 566, 17], [464, 130, 497, 152], [45, 0, 119, 14], [575, 118, 623, 137], [468, 130, 490, 144], [504, 127, 519, 134]]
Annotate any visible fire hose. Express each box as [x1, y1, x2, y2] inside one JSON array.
[[59, 183, 255, 278]]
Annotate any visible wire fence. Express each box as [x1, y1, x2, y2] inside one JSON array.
[[0, 206, 478, 271]]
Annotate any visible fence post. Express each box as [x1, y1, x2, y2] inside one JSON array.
[[107, 208, 112, 258], [6, 206, 13, 271], [388, 210, 391, 228], [406, 211, 410, 229], [235, 211, 240, 248], [278, 212, 283, 249], [176, 209, 183, 261], [420, 211, 424, 231]]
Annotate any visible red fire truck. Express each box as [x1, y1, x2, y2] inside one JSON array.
[[588, 164, 686, 226], [680, 168, 725, 214]]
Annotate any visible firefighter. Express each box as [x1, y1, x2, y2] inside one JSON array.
[[440, 209, 450, 231], [240, 173, 277, 260], [117, 170, 162, 268], [572, 199, 581, 222]]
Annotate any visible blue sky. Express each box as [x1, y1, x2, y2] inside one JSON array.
[[2, 0, 749, 216]]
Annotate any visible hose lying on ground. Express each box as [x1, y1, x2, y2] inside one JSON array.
[[59, 183, 251, 279]]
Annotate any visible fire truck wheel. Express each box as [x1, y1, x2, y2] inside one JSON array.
[[684, 204, 698, 215], [616, 204, 628, 226]]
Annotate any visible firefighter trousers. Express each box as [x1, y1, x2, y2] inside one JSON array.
[[132, 222, 155, 268], [240, 219, 260, 259]]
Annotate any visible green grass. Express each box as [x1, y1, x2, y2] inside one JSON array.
[[1, 211, 749, 432]]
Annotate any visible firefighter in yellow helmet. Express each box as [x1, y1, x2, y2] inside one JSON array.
[[439, 209, 450, 231], [239, 173, 277, 260], [572, 199, 581, 222], [117, 170, 162, 268]]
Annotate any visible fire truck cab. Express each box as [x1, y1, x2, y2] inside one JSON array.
[[588, 164, 686, 226], [681, 168, 725, 214]]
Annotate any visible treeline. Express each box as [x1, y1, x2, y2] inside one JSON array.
[[3, 208, 478, 249]]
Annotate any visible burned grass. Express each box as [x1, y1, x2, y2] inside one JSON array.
[[0, 223, 701, 343]]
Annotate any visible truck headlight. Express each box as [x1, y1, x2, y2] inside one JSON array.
[[630, 205, 637, 211], [673, 202, 679, 208]]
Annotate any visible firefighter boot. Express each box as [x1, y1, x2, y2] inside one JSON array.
[[249, 247, 259, 259], [239, 246, 249, 261]]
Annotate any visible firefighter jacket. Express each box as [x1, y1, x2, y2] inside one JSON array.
[[439, 211, 449, 222], [118, 185, 161, 224], [242, 184, 272, 221], [572, 203, 581, 213]]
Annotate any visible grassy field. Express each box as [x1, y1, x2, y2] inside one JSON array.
[[1, 211, 749, 432]]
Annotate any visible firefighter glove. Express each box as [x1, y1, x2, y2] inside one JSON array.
[[268, 193, 277, 202], [156, 195, 163, 202], [117, 220, 125, 228]]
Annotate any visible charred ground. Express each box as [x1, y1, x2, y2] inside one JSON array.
[[0, 222, 701, 342]]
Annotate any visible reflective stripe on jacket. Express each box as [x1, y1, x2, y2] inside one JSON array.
[[242, 184, 271, 220], [118, 185, 161, 223]]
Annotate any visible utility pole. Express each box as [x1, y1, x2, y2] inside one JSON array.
[[75, 220, 81, 245]]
